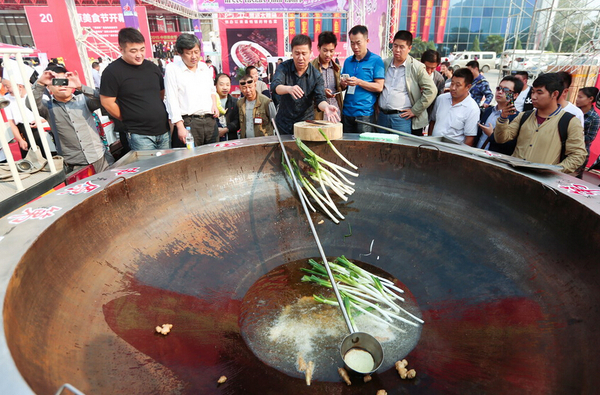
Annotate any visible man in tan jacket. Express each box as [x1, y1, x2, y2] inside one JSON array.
[[237, 74, 275, 138], [311, 31, 343, 120], [494, 73, 586, 173], [378, 30, 437, 136]]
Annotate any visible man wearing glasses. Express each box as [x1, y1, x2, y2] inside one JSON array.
[[237, 74, 276, 138], [476, 75, 524, 154]]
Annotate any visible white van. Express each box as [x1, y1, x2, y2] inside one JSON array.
[[449, 51, 496, 72]]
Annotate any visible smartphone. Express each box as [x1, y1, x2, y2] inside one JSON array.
[[52, 78, 69, 86], [341, 74, 350, 80], [505, 92, 515, 106]]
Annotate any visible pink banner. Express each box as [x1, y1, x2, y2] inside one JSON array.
[[364, 0, 389, 55]]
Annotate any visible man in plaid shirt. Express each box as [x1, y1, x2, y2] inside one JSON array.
[[466, 60, 493, 108]]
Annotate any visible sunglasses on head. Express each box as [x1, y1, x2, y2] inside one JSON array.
[[496, 86, 513, 94], [239, 80, 254, 86]]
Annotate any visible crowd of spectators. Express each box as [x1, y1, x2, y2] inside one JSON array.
[[1, 25, 599, 178]]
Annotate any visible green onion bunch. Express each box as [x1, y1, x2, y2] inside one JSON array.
[[283, 129, 358, 224], [301, 256, 424, 333]]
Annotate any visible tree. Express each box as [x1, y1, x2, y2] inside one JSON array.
[[482, 35, 504, 53], [545, 39, 555, 52], [515, 38, 523, 50], [472, 36, 481, 51], [409, 37, 437, 59]]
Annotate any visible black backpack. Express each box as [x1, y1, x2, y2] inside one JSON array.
[[518, 110, 575, 161]]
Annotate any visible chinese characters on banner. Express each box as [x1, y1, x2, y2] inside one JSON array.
[[420, 0, 434, 42], [218, 13, 284, 84], [435, 0, 450, 43], [24, 6, 152, 60], [300, 13, 310, 35], [314, 13, 323, 38], [332, 13, 342, 41], [289, 12, 297, 42], [407, 0, 420, 36]]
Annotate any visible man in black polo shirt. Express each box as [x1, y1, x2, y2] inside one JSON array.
[[100, 28, 169, 150], [271, 34, 340, 134]]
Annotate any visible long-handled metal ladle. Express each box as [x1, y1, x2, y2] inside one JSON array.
[[272, 120, 384, 375]]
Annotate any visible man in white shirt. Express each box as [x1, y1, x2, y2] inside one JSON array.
[[165, 33, 219, 147], [513, 71, 532, 112], [557, 71, 585, 127], [429, 68, 479, 145]]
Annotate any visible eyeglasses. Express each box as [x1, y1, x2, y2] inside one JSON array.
[[496, 86, 513, 94], [239, 80, 254, 86]]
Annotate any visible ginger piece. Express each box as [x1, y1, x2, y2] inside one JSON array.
[[217, 376, 227, 384], [305, 361, 314, 386], [406, 369, 416, 379], [338, 367, 352, 385], [155, 324, 173, 335], [376, 391, 388, 395], [364, 374, 372, 383], [298, 355, 307, 372], [395, 359, 409, 379]]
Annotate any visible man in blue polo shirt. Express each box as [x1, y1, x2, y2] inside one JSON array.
[[341, 25, 385, 133]]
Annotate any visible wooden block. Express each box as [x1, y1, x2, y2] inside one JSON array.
[[293, 121, 343, 141]]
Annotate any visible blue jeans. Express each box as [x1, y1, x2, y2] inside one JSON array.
[[342, 114, 375, 134], [377, 112, 413, 134], [127, 131, 170, 151]]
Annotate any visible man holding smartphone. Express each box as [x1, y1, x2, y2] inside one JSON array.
[[340, 25, 385, 133], [311, 31, 343, 120], [31, 64, 113, 173], [475, 75, 523, 153]]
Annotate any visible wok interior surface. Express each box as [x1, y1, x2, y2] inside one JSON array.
[[4, 140, 600, 395]]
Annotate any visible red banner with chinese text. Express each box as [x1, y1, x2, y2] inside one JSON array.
[[25, 5, 151, 61], [407, 0, 420, 36], [435, 0, 450, 43], [288, 12, 296, 41], [333, 13, 342, 41], [314, 13, 322, 39], [420, 0, 434, 42], [300, 13, 309, 36]]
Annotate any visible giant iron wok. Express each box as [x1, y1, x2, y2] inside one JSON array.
[[0, 135, 599, 394]]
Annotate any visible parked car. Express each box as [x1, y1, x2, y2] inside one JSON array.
[[449, 51, 496, 72]]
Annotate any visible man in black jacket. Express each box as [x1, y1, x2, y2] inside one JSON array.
[[215, 73, 240, 140]]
